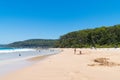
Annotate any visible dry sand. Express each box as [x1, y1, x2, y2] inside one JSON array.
[[1, 48, 120, 80]]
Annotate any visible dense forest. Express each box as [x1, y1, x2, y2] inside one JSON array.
[[7, 39, 57, 48], [56, 25, 120, 48]]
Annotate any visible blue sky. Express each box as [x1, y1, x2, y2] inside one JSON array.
[[0, 0, 120, 44]]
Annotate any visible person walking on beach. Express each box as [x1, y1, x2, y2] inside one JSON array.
[[74, 48, 76, 54]]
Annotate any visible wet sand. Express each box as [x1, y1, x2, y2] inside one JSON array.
[[1, 48, 120, 80], [0, 49, 59, 77]]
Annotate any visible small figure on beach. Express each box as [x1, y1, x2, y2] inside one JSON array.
[[74, 48, 76, 54], [79, 51, 82, 55], [19, 53, 21, 56]]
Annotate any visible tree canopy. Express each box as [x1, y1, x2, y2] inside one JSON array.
[[56, 25, 120, 48], [8, 39, 57, 48]]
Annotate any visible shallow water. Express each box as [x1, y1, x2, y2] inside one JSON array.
[[0, 48, 60, 76], [0, 60, 32, 76], [0, 49, 59, 60]]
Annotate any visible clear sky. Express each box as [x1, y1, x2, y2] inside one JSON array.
[[0, 0, 120, 44]]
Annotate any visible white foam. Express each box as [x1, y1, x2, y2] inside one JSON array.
[[0, 48, 35, 53]]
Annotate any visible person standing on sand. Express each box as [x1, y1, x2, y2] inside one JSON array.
[[19, 53, 21, 56], [74, 48, 76, 54], [79, 51, 82, 55]]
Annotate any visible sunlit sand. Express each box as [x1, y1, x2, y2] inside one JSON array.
[[1, 48, 120, 80]]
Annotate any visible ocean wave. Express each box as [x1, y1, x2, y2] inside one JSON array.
[[0, 48, 35, 53]]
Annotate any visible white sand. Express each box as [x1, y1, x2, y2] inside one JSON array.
[[1, 48, 120, 80]]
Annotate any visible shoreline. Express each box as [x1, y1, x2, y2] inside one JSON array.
[[0, 48, 35, 53], [1, 48, 120, 80], [0, 48, 60, 60], [0, 48, 60, 77], [0, 53, 55, 77]]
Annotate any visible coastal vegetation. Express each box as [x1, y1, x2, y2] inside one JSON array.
[[5, 24, 120, 48], [55, 24, 120, 48], [7, 39, 57, 48]]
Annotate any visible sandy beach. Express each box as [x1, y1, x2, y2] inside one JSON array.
[[1, 48, 120, 80]]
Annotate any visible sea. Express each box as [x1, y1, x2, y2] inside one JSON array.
[[0, 47, 60, 76]]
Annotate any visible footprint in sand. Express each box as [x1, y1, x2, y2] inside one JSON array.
[[68, 71, 91, 80]]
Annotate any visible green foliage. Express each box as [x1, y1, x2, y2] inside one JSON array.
[[56, 25, 120, 48], [8, 39, 58, 48]]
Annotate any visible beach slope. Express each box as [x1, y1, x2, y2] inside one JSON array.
[[1, 48, 120, 80]]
